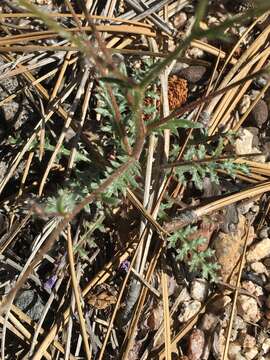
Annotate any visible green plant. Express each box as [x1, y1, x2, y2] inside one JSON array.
[[169, 135, 250, 190], [167, 225, 220, 281], [4, 0, 269, 316]]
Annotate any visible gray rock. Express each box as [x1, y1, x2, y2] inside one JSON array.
[[15, 289, 45, 321], [174, 65, 207, 83], [251, 99, 268, 127]]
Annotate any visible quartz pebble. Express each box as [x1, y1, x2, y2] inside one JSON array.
[[190, 278, 208, 302]]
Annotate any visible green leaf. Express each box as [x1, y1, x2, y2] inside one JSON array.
[[153, 118, 202, 134], [98, 77, 134, 89]]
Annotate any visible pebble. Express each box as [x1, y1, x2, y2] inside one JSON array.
[[262, 338, 270, 354], [188, 47, 204, 59], [239, 94, 251, 114], [190, 278, 208, 302], [247, 238, 270, 263], [173, 12, 187, 29], [242, 280, 263, 297], [251, 99, 269, 127], [259, 227, 269, 240], [240, 334, 256, 349], [211, 295, 231, 314], [200, 313, 219, 332], [235, 128, 260, 156], [187, 328, 205, 360], [244, 347, 259, 360], [250, 261, 268, 275], [228, 342, 242, 360], [177, 65, 207, 83], [15, 290, 45, 321], [178, 300, 201, 323], [237, 295, 261, 323]]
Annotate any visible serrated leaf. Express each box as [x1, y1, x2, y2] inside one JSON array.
[[153, 118, 202, 133], [95, 107, 111, 117], [98, 76, 134, 89]]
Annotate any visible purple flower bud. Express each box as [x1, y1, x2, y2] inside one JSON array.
[[120, 260, 130, 272], [44, 275, 57, 292]]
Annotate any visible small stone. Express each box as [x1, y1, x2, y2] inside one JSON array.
[[242, 280, 263, 297], [247, 238, 270, 262], [187, 328, 205, 360], [237, 295, 261, 323], [262, 338, 270, 354], [238, 200, 254, 215], [178, 300, 201, 323], [239, 334, 256, 349], [188, 47, 204, 59], [259, 227, 269, 240], [251, 99, 268, 127], [190, 278, 208, 302], [246, 127, 260, 147], [250, 262, 268, 275], [244, 347, 259, 360], [200, 313, 219, 332], [213, 214, 254, 281], [15, 290, 45, 321], [239, 94, 251, 114], [228, 342, 242, 360], [213, 328, 226, 359], [177, 65, 207, 83], [173, 12, 187, 29], [235, 128, 260, 156], [251, 204, 260, 213], [211, 295, 231, 313]]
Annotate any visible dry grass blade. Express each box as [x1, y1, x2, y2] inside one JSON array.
[[67, 225, 91, 359], [161, 265, 171, 360], [165, 180, 270, 232]]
